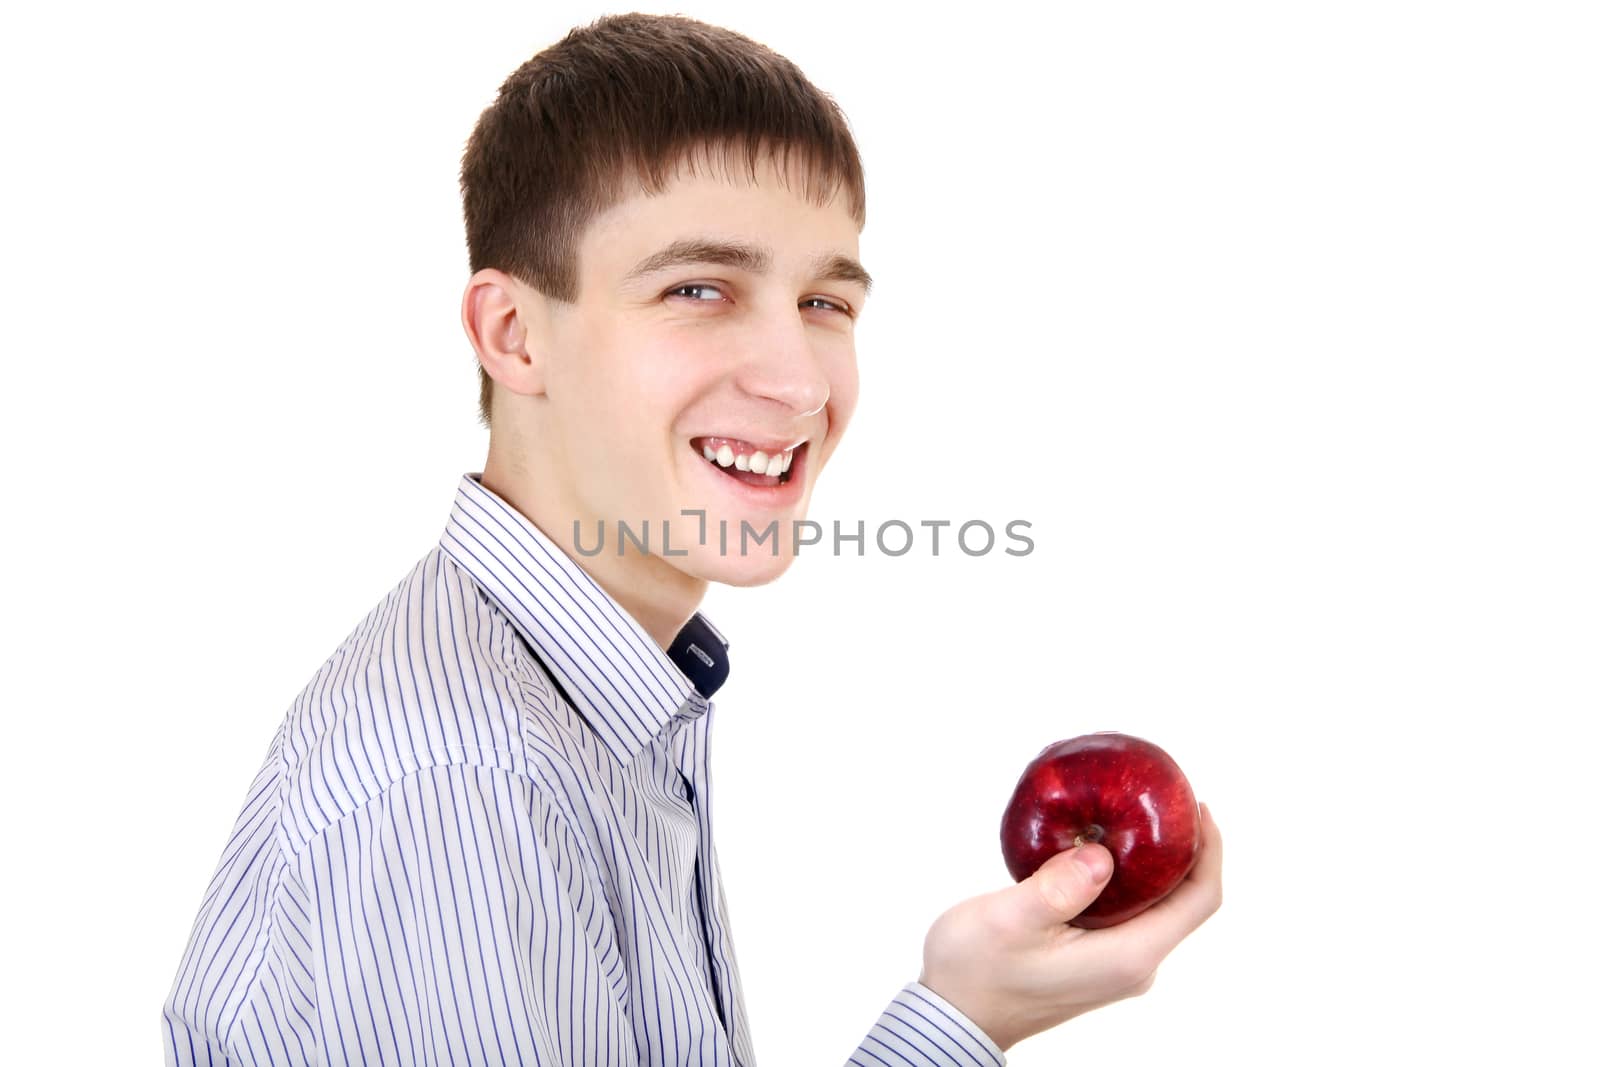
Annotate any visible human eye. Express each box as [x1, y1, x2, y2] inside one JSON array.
[[802, 296, 854, 318], [664, 282, 728, 303]]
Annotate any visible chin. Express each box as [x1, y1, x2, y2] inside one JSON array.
[[687, 545, 798, 588]]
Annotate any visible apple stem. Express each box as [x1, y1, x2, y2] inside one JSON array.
[[1074, 824, 1105, 847]]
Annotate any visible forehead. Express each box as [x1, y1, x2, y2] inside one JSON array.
[[579, 149, 862, 282]]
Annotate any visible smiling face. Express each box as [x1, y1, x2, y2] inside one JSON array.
[[494, 147, 867, 594]]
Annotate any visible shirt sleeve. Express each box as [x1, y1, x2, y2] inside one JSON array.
[[298, 761, 635, 1066], [849, 982, 1008, 1067]]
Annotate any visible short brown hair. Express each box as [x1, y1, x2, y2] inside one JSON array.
[[459, 13, 869, 430]]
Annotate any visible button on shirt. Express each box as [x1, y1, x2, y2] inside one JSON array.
[[162, 471, 1007, 1066]]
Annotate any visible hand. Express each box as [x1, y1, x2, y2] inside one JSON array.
[[918, 803, 1223, 1052]]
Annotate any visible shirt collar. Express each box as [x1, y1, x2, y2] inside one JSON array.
[[438, 472, 729, 767]]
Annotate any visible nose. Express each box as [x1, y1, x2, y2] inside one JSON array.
[[734, 310, 832, 418]]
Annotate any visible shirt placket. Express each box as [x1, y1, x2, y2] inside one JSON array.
[[670, 697, 753, 1064]]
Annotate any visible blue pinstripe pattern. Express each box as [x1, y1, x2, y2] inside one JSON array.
[[162, 472, 1005, 1065]]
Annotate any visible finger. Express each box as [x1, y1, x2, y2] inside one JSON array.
[[1194, 801, 1223, 893], [1012, 842, 1115, 930]]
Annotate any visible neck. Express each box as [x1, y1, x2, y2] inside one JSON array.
[[480, 451, 706, 651]]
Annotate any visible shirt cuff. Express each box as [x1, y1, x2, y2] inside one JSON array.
[[853, 981, 1007, 1067]]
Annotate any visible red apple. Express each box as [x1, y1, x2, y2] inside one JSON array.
[[1000, 731, 1200, 929]]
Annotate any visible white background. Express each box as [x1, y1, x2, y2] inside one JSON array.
[[3, 1, 1596, 1063]]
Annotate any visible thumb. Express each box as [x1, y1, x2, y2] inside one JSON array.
[[1017, 844, 1114, 928]]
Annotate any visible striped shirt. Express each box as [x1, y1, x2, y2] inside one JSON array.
[[162, 471, 1007, 1066]]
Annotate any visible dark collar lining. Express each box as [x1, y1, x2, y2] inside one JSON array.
[[667, 612, 731, 699]]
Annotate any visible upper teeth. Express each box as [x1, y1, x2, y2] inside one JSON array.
[[702, 442, 795, 474]]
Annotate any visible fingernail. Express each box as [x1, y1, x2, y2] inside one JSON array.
[[1074, 844, 1113, 881]]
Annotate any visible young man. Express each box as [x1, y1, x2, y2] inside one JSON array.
[[163, 13, 1222, 1065]]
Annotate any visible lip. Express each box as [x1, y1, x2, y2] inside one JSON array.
[[686, 438, 808, 510]]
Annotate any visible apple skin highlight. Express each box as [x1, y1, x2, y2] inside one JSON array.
[[1000, 732, 1201, 929]]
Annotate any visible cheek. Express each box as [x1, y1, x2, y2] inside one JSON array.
[[826, 351, 861, 436], [588, 339, 708, 470], [569, 333, 679, 421], [631, 336, 727, 430]]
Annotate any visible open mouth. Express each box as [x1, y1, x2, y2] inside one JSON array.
[[690, 435, 805, 488]]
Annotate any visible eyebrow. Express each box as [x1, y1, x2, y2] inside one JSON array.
[[621, 237, 873, 297]]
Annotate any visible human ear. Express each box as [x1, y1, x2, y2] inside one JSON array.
[[460, 268, 550, 398]]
